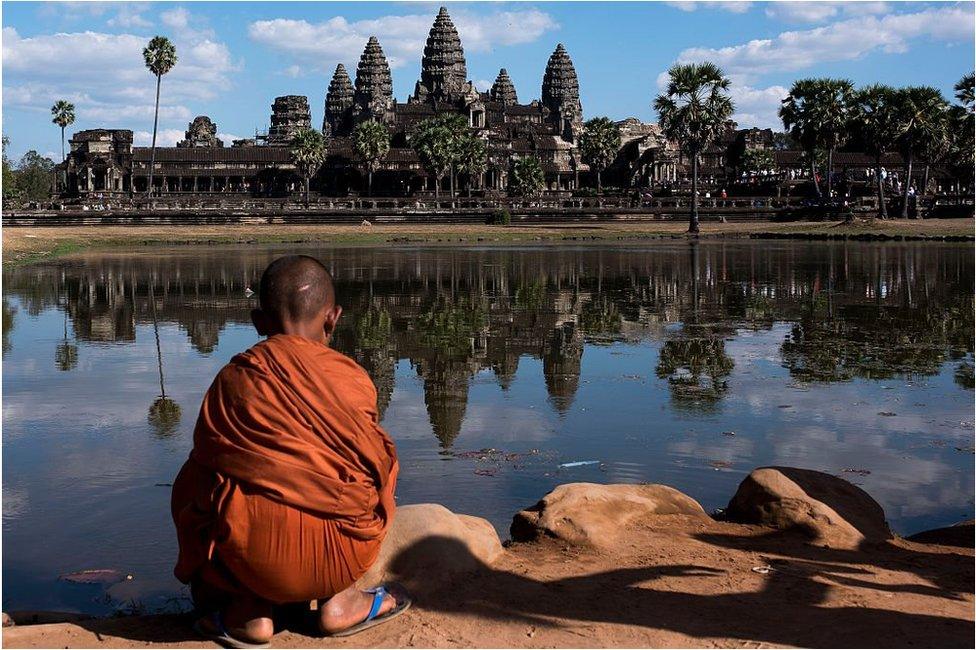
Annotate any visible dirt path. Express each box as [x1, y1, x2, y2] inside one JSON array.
[[3, 219, 973, 267], [3, 515, 971, 648]]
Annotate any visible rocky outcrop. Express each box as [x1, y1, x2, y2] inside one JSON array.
[[356, 504, 503, 594], [907, 519, 974, 548], [511, 482, 706, 547], [726, 467, 893, 549]]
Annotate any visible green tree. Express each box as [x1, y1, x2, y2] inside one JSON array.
[[290, 128, 327, 207], [852, 85, 902, 219], [15, 151, 56, 202], [947, 72, 975, 192], [50, 100, 76, 164], [456, 133, 487, 198], [739, 148, 776, 177], [352, 119, 390, 197], [410, 114, 468, 198], [2, 136, 18, 204], [654, 62, 735, 233], [955, 71, 975, 113], [509, 156, 545, 197], [579, 116, 621, 193], [142, 36, 178, 198], [894, 86, 949, 217]]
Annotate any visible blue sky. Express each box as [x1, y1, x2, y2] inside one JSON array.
[[2, 1, 973, 160]]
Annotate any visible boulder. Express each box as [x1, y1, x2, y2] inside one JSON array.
[[726, 467, 892, 549], [355, 504, 503, 594], [907, 519, 974, 548], [510, 482, 706, 546]]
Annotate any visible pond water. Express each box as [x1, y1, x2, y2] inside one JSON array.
[[2, 240, 974, 616]]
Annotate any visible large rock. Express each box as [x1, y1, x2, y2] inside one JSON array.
[[907, 519, 974, 548], [355, 504, 503, 594], [726, 467, 892, 549], [511, 482, 706, 546]]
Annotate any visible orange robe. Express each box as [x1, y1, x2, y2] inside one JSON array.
[[171, 334, 398, 604]]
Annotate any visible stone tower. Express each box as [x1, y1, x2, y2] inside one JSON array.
[[323, 63, 354, 136], [177, 116, 223, 148], [353, 36, 394, 121], [490, 68, 518, 105], [412, 6, 467, 104], [541, 43, 583, 142], [266, 95, 311, 145]]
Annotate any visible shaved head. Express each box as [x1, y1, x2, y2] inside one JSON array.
[[258, 255, 335, 325]]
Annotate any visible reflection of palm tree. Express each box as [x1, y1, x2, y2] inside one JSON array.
[[655, 337, 734, 408], [55, 308, 78, 371], [147, 283, 181, 437], [2, 296, 17, 355]]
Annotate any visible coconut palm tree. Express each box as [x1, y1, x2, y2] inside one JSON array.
[[456, 134, 487, 198], [579, 117, 621, 194], [352, 119, 390, 197], [509, 156, 545, 197], [852, 85, 901, 220], [50, 100, 75, 164], [654, 62, 734, 234], [142, 36, 177, 198], [894, 87, 949, 218], [290, 127, 327, 207]]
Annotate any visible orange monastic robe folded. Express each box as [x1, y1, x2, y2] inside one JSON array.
[[172, 334, 399, 603]]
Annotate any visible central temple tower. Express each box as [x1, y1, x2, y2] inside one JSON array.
[[411, 6, 470, 104]]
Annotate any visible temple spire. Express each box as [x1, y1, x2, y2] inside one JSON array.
[[323, 63, 354, 136], [541, 43, 583, 141], [490, 68, 518, 105], [414, 5, 467, 103], [354, 36, 394, 119]]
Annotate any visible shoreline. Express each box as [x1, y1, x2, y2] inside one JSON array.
[[3, 219, 973, 268], [1, 468, 971, 648]]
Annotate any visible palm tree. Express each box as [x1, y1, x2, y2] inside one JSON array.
[[955, 72, 975, 113], [50, 100, 75, 164], [411, 114, 467, 199], [894, 87, 949, 218], [352, 119, 390, 197], [654, 62, 734, 234], [579, 117, 621, 194], [142, 36, 178, 199], [948, 73, 975, 193], [147, 283, 181, 437], [815, 79, 854, 198], [852, 85, 901, 219], [509, 156, 545, 197], [456, 134, 487, 198], [290, 128, 327, 207]]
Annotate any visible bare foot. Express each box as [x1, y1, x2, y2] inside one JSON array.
[[318, 584, 402, 635]]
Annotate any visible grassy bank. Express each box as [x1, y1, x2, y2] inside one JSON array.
[[3, 219, 972, 267]]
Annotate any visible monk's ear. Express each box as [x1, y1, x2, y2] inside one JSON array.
[[251, 308, 271, 336], [322, 305, 342, 336]]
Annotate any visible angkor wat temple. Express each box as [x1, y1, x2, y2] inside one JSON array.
[[58, 6, 685, 200]]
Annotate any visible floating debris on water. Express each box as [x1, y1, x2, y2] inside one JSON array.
[[721, 431, 736, 437], [878, 412, 897, 417], [474, 468, 498, 477], [841, 468, 871, 476], [709, 460, 733, 470], [558, 460, 600, 468]]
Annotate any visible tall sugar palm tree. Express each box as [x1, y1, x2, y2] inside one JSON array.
[[456, 133, 487, 198], [290, 128, 327, 207], [894, 86, 949, 218], [948, 73, 975, 193], [411, 114, 467, 199], [852, 85, 901, 220], [579, 116, 621, 194], [780, 79, 834, 198], [352, 119, 390, 197], [654, 62, 734, 234], [955, 72, 975, 113], [142, 36, 177, 198], [50, 100, 75, 164], [509, 156, 545, 197], [814, 79, 855, 198]]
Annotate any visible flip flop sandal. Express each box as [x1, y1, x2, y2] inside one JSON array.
[[192, 611, 272, 649], [327, 583, 412, 638]]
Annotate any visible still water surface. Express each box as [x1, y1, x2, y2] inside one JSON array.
[[2, 241, 973, 615]]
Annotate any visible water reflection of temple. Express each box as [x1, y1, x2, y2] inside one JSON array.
[[5, 243, 972, 446]]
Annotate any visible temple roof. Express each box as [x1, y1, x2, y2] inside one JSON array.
[[354, 36, 394, 110], [542, 43, 581, 114], [490, 68, 518, 105], [132, 147, 292, 163], [416, 6, 467, 103]]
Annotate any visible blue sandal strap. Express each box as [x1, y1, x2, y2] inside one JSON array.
[[364, 586, 387, 622]]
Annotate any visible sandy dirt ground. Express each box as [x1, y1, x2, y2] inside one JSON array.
[[3, 219, 973, 266], [3, 515, 971, 649]]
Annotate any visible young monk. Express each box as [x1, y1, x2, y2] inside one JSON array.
[[171, 255, 409, 648]]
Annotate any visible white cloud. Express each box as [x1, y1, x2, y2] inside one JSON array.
[[474, 79, 493, 92], [765, 1, 889, 24], [106, 4, 152, 29], [665, 1, 753, 14], [248, 8, 558, 73], [133, 129, 186, 147], [161, 7, 190, 30], [217, 132, 243, 144], [729, 84, 789, 129], [2, 11, 238, 132], [676, 5, 975, 82]]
